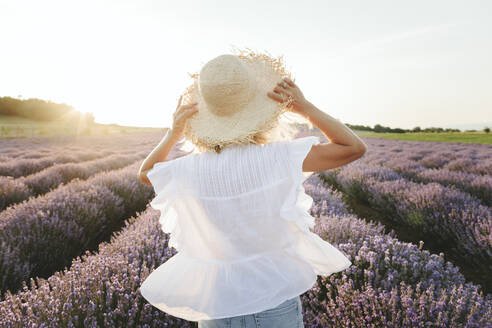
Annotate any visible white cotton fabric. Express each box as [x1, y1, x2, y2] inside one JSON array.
[[139, 136, 352, 322]]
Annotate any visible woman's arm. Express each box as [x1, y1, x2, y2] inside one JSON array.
[[302, 101, 367, 149], [138, 96, 199, 186], [268, 77, 368, 172], [300, 101, 368, 172], [138, 129, 181, 186]]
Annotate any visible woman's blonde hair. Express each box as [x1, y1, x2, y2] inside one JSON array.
[[177, 110, 313, 154]]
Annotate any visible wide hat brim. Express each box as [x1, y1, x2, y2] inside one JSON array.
[[181, 49, 294, 151]]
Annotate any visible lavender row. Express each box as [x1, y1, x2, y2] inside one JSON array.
[[0, 131, 163, 160], [0, 208, 195, 328], [0, 151, 149, 211], [361, 137, 492, 176], [0, 141, 188, 298], [361, 156, 492, 207], [356, 144, 492, 206], [0, 152, 107, 178], [319, 162, 492, 272], [0, 175, 490, 327], [304, 174, 354, 218], [0, 160, 156, 297], [0, 132, 162, 177]]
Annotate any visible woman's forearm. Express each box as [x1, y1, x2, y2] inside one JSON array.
[[300, 101, 367, 151], [138, 128, 180, 174]]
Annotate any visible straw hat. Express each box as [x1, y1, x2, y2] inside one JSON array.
[[181, 48, 295, 153]]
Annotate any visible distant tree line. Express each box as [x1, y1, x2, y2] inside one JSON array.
[[0, 96, 94, 124], [345, 123, 465, 133]]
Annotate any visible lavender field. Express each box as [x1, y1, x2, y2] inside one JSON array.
[[0, 131, 491, 327]]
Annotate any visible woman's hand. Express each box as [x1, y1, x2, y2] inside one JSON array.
[[169, 95, 199, 138], [267, 77, 311, 116]]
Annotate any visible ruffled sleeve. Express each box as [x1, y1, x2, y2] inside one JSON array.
[[280, 136, 352, 276], [147, 160, 175, 197], [146, 160, 181, 251], [289, 135, 321, 180], [280, 136, 321, 231]]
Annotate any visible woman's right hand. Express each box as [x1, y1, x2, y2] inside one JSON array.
[[169, 95, 199, 139], [267, 77, 311, 116]]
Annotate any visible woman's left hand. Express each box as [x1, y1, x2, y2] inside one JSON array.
[[169, 95, 199, 138]]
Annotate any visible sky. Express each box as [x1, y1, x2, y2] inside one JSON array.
[[0, 0, 490, 130]]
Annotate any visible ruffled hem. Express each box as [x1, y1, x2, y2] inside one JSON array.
[[139, 246, 319, 322], [280, 136, 352, 276]]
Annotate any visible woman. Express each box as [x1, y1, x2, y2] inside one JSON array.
[[137, 50, 367, 328]]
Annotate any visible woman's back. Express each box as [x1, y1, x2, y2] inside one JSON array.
[[139, 136, 352, 321]]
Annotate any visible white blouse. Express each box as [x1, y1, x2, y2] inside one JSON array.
[[139, 136, 352, 322]]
